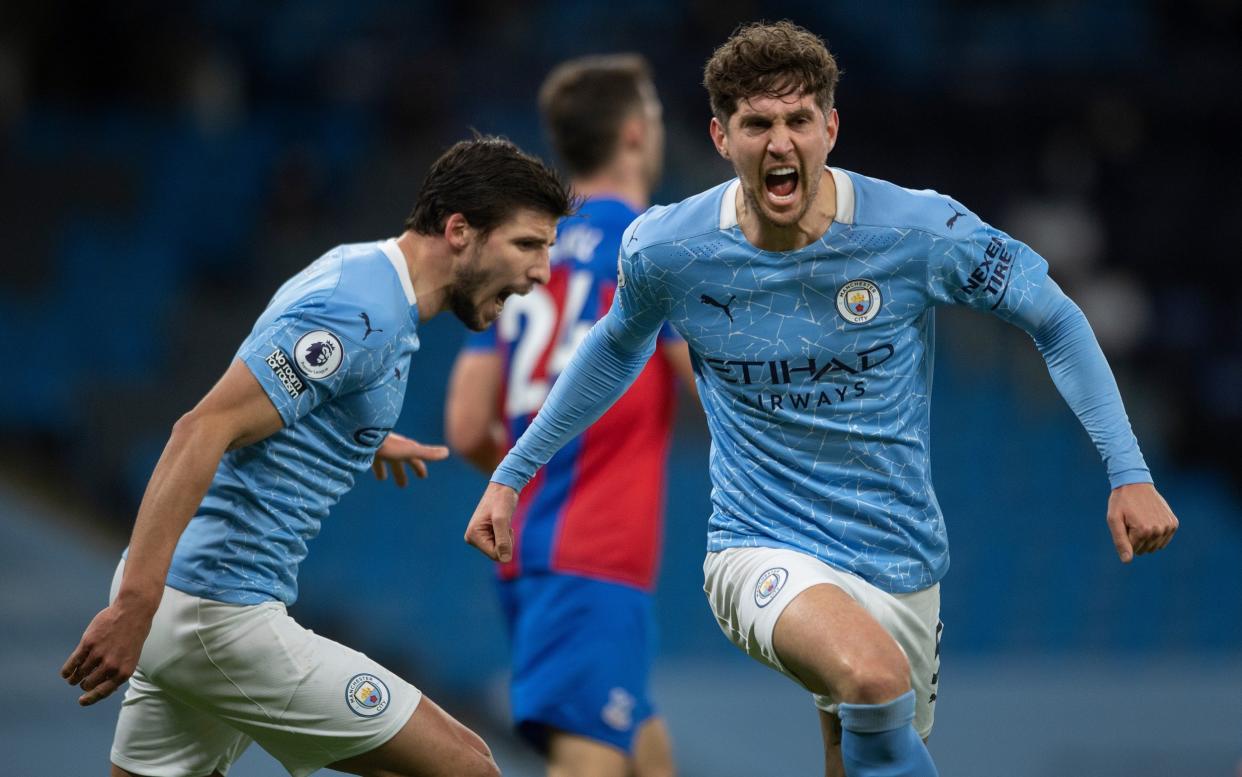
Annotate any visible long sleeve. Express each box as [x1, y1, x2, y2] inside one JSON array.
[[1019, 279, 1151, 487], [491, 244, 668, 491], [926, 200, 1151, 488]]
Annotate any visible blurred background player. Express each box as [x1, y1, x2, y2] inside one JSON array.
[[60, 136, 573, 777], [465, 23, 1180, 777], [446, 56, 692, 777]]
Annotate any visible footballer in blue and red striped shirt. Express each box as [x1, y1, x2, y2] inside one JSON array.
[[446, 55, 693, 771]]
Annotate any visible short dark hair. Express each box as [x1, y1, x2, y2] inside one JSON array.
[[539, 54, 654, 177], [703, 21, 841, 122], [405, 135, 574, 236]]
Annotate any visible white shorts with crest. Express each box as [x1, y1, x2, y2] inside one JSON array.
[[108, 561, 422, 777], [703, 546, 942, 738]]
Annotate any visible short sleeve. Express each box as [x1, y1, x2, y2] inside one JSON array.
[[237, 300, 385, 427]]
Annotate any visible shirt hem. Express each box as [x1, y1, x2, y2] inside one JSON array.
[[706, 533, 946, 595]]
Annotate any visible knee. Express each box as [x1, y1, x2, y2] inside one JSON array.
[[420, 753, 497, 777], [474, 757, 501, 777], [464, 741, 500, 777], [836, 654, 911, 704]]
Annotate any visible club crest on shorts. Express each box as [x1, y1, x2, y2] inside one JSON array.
[[836, 279, 882, 324], [295, 330, 344, 380], [754, 567, 789, 608], [601, 687, 636, 732], [346, 673, 390, 717]]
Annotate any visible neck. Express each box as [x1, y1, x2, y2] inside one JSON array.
[[572, 165, 650, 212], [394, 230, 455, 321], [736, 167, 837, 252]]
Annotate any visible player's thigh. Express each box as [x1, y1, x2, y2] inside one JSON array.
[[547, 729, 629, 777], [774, 582, 910, 702], [111, 660, 251, 777], [812, 586, 942, 739], [328, 695, 498, 777], [703, 547, 908, 702], [503, 575, 658, 755], [159, 597, 425, 776], [632, 716, 676, 777]]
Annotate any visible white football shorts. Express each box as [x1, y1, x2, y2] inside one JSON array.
[[703, 546, 942, 738], [108, 560, 422, 777]]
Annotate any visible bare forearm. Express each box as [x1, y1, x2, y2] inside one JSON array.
[[115, 414, 232, 612], [456, 421, 505, 473], [462, 444, 504, 473]]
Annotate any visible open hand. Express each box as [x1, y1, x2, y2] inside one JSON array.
[[372, 433, 450, 487], [464, 482, 518, 562], [1106, 482, 1179, 563]]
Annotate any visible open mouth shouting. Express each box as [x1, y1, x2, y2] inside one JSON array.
[[494, 283, 531, 313], [764, 165, 799, 206]]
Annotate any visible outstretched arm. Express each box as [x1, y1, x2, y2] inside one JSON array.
[[931, 204, 1178, 563], [465, 301, 662, 561], [61, 359, 283, 705], [1022, 285, 1178, 561]]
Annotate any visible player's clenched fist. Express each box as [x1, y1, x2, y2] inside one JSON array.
[[1106, 482, 1179, 563], [61, 602, 153, 706], [465, 482, 518, 563]]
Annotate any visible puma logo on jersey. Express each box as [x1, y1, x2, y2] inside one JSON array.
[[359, 311, 383, 340], [945, 205, 966, 229], [700, 293, 737, 322]]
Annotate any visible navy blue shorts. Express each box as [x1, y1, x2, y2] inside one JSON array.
[[498, 573, 657, 754]]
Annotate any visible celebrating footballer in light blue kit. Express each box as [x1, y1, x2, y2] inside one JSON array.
[[493, 167, 1151, 593], [166, 239, 419, 606], [63, 135, 574, 777], [467, 21, 1177, 777]]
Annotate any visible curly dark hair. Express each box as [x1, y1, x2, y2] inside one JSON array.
[[405, 134, 575, 236], [539, 54, 655, 178], [703, 21, 841, 122]]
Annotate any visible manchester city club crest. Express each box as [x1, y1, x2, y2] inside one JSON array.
[[754, 567, 789, 608], [294, 330, 344, 380], [346, 673, 391, 717], [836, 279, 882, 324]]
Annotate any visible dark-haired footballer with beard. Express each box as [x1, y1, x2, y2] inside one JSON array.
[[466, 22, 1179, 777], [61, 136, 574, 777]]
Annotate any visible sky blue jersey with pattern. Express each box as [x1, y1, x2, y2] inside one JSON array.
[[161, 239, 420, 605], [492, 168, 1151, 594]]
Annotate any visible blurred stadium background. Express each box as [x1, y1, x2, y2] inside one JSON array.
[[2, 2, 1240, 775]]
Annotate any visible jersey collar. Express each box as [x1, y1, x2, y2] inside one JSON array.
[[379, 238, 418, 307], [718, 166, 855, 230]]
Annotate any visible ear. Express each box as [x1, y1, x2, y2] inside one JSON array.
[[619, 112, 645, 153], [443, 212, 474, 251], [709, 116, 730, 160], [824, 108, 840, 157]]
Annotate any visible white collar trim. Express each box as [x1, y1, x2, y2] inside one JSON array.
[[830, 167, 855, 225], [719, 179, 741, 229], [718, 167, 855, 229], [380, 238, 418, 306]]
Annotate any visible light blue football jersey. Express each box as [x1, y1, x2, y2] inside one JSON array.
[[162, 239, 420, 605], [494, 168, 1150, 594]]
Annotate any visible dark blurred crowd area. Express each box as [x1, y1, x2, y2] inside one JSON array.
[[1, 0, 1240, 526]]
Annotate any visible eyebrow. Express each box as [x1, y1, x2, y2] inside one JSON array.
[[738, 106, 815, 124], [514, 235, 553, 246]]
